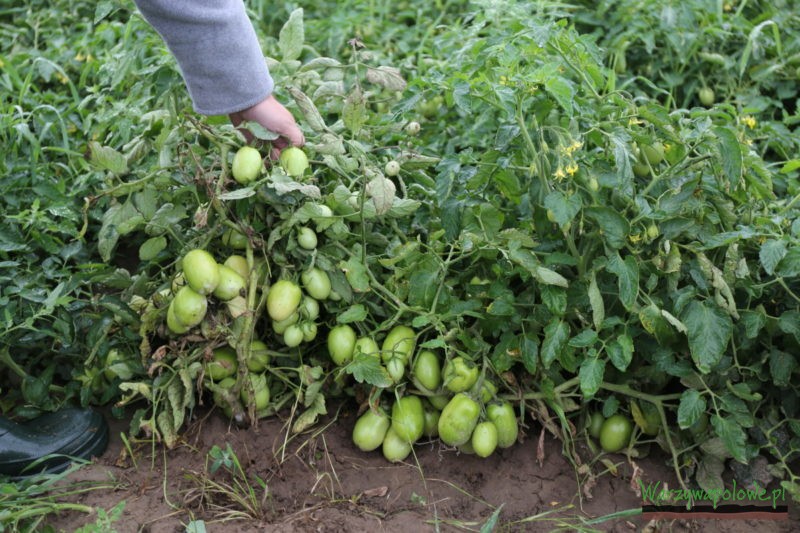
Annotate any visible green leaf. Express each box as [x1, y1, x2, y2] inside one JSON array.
[[711, 415, 747, 463], [759, 239, 787, 275], [544, 191, 581, 227], [677, 389, 706, 429], [365, 66, 407, 92], [339, 257, 370, 293], [588, 271, 604, 330], [769, 348, 796, 387], [578, 357, 604, 398], [776, 248, 800, 277], [89, 141, 128, 175], [138, 236, 166, 261], [218, 187, 257, 201], [292, 393, 327, 434], [606, 253, 639, 310], [287, 86, 327, 132], [278, 8, 304, 61], [696, 455, 725, 494], [638, 304, 677, 346], [345, 352, 393, 388], [714, 126, 742, 189], [681, 300, 732, 373], [533, 265, 569, 287], [585, 207, 630, 249], [521, 336, 539, 375], [739, 309, 766, 339], [336, 304, 368, 324], [544, 76, 574, 114], [540, 285, 567, 316], [408, 256, 440, 308], [606, 334, 633, 371], [366, 176, 396, 215], [145, 203, 187, 236], [269, 172, 321, 199], [343, 86, 367, 135], [541, 319, 569, 369], [569, 329, 598, 348]]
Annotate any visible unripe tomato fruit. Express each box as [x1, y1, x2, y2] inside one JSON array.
[[428, 394, 451, 411], [699, 87, 715, 106], [382, 427, 412, 462], [222, 228, 248, 249], [386, 357, 406, 383], [182, 249, 220, 296], [422, 404, 440, 438], [384, 160, 401, 177], [301, 322, 318, 342], [443, 357, 479, 393], [206, 346, 238, 381], [354, 336, 380, 358], [438, 393, 480, 446], [640, 142, 665, 166], [213, 265, 246, 301], [486, 401, 519, 448], [267, 280, 302, 322], [599, 414, 633, 453], [301, 267, 332, 300], [223, 255, 249, 280], [297, 226, 318, 250], [172, 286, 208, 328], [381, 325, 416, 363], [412, 350, 441, 391], [272, 312, 299, 335], [279, 146, 309, 177], [240, 373, 270, 411], [246, 340, 270, 373], [232, 146, 263, 184], [352, 408, 390, 452], [299, 297, 320, 320], [587, 412, 604, 440], [328, 324, 357, 365], [166, 302, 190, 334], [646, 223, 660, 239], [283, 324, 304, 348], [471, 421, 499, 458], [405, 121, 421, 135], [391, 396, 425, 443]]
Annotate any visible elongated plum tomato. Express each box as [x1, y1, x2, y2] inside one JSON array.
[[213, 265, 246, 301], [327, 324, 356, 365], [382, 427, 412, 463], [299, 297, 320, 320], [301, 267, 331, 300], [182, 249, 220, 295], [272, 312, 299, 335], [232, 146, 263, 184], [222, 228, 248, 249], [296, 226, 317, 250], [640, 142, 664, 166], [246, 340, 270, 373], [354, 337, 380, 357], [279, 146, 309, 178], [486, 401, 519, 448], [443, 356, 479, 393], [428, 394, 451, 411], [381, 325, 416, 363], [587, 412, 604, 440], [699, 87, 715, 106], [240, 373, 270, 411], [599, 414, 633, 453], [206, 346, 238, 381], [412, 350, 441, 391], [266, 279, 302, 322], [283, 324, 304, 348], [166, 301, 189, 334], [386, 357, 406, 383], [352, 408, 390, 452], [438, 393, 480, 447], [471, 421, 499, 458], [391, 396, 425, 443], [223, 255, 249, 281], [301, 321, 318, 342], [212, 377, 239, 418], [172, 286, 207, 328]]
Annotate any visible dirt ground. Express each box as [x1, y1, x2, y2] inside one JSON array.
[[48, 402, 796, 532]]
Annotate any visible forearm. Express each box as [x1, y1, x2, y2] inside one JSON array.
[[132, 0, 274, 115]]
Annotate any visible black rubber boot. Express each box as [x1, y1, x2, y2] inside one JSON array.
[[0, 407, 109, 477]]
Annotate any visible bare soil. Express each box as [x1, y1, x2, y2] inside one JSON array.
[[48, 403, 796, 532]]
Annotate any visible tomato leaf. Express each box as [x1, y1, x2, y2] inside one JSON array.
[[677, 389, 706, 429], [541, 319, 569, 369], [345, 352, 393, 388], [520, 336, 539, 375], [606, 334, 633, 372], [714, 126, 742, 189], [681, 300, 732, 373], [588, 271, 605, 330], [769, 348, 796, 388], [339, 257, 370, 293], [278, 8, 304, 61], [578, 356, 604, 398], [759, 239, 787, 276], [365, 66, 407, 92], [336, 304, 368, 324], [606, 253, 639, 310], [711, 415, 747, 463], [586, 207, 630, 250]]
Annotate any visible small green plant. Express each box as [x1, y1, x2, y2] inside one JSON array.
[[73, 501, 126, 533]]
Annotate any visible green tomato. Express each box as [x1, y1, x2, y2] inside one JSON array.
[[299, 297, 320, 320], [240, 373, 270, 411], [279, 146, 309, 178], [301, 267, 332, 301], [166, 302, 189, 334], [470, 379, 497, 404], [391, 395, 425, 443], [599, 414, 633, 453], [412, 350, 441, 392], [272, 312, 299, 335], [246, 340, 270, 373], [422, 404, 440, 438], [206, 346, 238, 381], [232, 146, 263, 184], [428, 394, 451, 411], [267, 280, 302, 322], [386, 357, 406, 383], [639, 142, 664, 166], [699, 87, 715, 106], [486, 401, 519, 449], [382, 427, 412, 463], [223, 255, 249, 280], [103, 350, 136, 381], [297, 226, 318, 250], [182, 249, 220, 296], [352, 408, 390, 452], [405, 121, 420, 135], [384, 160, 401, 177], [587, 412, 604, 440], [688, 412, 709, 436], [301, 322, 318, 342], [172, 286, 208, 328], [646, 223, 660, 240], [438, 393, 480, 447], [213, 265, 246, 301], [381, 325, 416, 363], [471, 421, 499, 458], [212, 377, 239, 418], [283, 324, 304, 348], [588, 177, 600, 191], [633, 162, 650, 177], [328, 325, 357, 365], [354, 337, 380, 358], [443, 357, 479, 393], [222, 228, 248, 250]]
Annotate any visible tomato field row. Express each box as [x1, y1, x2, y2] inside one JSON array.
[[2, 1, 800, 527]]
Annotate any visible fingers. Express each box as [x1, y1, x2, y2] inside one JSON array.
[[232, 95, 305, 152]]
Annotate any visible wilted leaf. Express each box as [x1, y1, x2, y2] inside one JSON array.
[[365, 66, 407, 92], [279, 8, 304, 61]]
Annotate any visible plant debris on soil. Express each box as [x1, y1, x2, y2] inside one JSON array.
[[48, 403, 797, 532]]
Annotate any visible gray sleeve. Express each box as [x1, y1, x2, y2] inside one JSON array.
[[132, 0, 274, 115]]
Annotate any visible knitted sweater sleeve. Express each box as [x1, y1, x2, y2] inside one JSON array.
[[132, 0, 274, 115]]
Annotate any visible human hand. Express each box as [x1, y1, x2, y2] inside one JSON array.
[[229, 95, 305, 159]]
